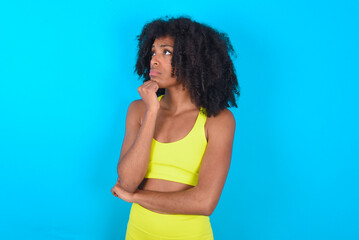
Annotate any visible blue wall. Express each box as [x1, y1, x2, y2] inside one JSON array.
[[1, 0, 358, 239]]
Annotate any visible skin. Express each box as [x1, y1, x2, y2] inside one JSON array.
[[111, 35, 236, 216]]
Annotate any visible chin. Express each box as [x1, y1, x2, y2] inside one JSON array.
[[150, 79, 159, 84], [150, 77, 160, 83]]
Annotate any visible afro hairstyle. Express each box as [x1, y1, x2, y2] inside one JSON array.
[[135, 16, 240, 117]]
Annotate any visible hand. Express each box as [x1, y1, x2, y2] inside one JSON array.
[[137, 80, 160, 112], [111, 180, 136, 203]]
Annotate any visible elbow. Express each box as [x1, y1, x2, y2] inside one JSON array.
[[202, 201, 216, 216], [117, 163, 146, 193], [193, 187, 218, 216], [117, 168, 139, 193], [199, 195, 218, 216], [117, 176, 142, 193]]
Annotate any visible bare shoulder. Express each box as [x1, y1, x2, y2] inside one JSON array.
[[206, 108, 236, 128], [206, 108, 236, 139], [128, 99, 145, 111], [126, 99, 146, 125]]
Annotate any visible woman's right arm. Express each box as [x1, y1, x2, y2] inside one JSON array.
[[116, 80, 160, 193]]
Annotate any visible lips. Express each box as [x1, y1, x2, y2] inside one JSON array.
[[149, 69, 160, 76]]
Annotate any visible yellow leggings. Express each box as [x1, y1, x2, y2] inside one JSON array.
[[125, 203, 214, 240]]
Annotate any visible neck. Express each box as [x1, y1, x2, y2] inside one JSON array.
[[161, 88, 198, 114]]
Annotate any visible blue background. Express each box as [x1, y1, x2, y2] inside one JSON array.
[[1, 0, 358, 239]]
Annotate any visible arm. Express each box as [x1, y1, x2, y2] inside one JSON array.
[[113, 109, 236, 216], [116, 80, 160, 193], [117, 101, 158, 193]]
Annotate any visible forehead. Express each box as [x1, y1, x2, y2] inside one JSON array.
[[152, 35, 174, 48]]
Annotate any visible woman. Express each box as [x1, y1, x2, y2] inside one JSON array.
[[111, 16, 240, 240]]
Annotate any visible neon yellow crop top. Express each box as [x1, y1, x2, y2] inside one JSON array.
[[144, 94, 208, 186]]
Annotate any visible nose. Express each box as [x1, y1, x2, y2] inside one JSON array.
[[150, 54, 159, 68]]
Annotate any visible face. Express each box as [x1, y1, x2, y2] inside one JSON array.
[[149, 35, 181, 88]]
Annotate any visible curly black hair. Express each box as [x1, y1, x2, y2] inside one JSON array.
[[135, 16, 240, 117]]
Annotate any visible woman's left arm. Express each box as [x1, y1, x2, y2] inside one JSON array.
[[111, 109, 236, 216]]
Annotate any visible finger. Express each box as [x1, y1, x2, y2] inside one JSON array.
[[111, 189, 118, 196], [153, 84, 159, 91], [142, 80, 154, 87], [146, 82, 159, 92], [143, 82, 158, 90]]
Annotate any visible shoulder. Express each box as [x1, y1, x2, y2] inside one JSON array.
[[128, 99, 145, 109], [205, 108, 236, 139], [206, 108, 235, 128], [126, 99, 146, 125], [127, 99, 145, 113]]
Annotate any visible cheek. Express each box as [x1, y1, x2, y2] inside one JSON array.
[[164, 63, 174, 75]]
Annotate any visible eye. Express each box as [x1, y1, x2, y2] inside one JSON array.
[[150, 51, 156, 56], [164, 50, 172, 55]]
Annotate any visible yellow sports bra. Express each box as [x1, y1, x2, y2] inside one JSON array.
[[144, 94, 208, 186]]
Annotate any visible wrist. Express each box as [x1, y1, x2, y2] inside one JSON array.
[[133, 189, 144, 204], [145, 109, 159, 116]]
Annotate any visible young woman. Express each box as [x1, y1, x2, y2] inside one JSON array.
[[111, 16, 240, 240]]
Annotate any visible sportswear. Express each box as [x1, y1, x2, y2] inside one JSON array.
[[144, 94, 208, 186], [125, 94, 213, 240]]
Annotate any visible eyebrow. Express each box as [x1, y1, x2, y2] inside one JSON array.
[[152, 44, 174, 48]]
